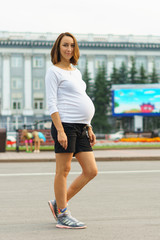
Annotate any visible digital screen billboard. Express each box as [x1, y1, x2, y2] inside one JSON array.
[[112, 87, 160, 116]]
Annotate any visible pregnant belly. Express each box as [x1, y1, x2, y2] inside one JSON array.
[[59, 94, 95, 123], [78, 95, 95, 120]]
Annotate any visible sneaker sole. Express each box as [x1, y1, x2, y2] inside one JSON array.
[[56, 224, 87, 229], [48, 201, 57, 221]]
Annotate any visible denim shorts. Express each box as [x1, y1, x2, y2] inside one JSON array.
[[51, 122, 93, 155]]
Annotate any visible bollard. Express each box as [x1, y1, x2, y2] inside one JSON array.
[[0, 128, 7, 152], [16, 129, 19, 152]]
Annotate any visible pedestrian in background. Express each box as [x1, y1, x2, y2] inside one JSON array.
[[21, 129, 33, 152], [45, 32, 98, 229], [32, 131, 46, 153]]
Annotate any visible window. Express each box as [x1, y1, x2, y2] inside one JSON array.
[[0, 56, 2, 89], [95, 56, 106, 69], [40, 102, 43, 109], [33, 78, 43, 89], [155, 57, 160, 73], [34, 99, 44, 110], [115, 56, 126, 69], [11, 56, 22, 68], [135, 57, 147, 72], [33, 56, 44, 68], [78, 56, 86, 72], [12, 100, 22, 110], [12, 78, 22, 89]]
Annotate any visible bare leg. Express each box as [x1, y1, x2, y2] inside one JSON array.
[[37, 139, 40, 151], [35, 141, 38, 150], [54, 153, 73, 209], [67, 152, 98, 201], [25, 142, 29, 151], [30, 142, 33, 152]]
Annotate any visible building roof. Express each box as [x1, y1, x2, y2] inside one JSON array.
[[1, 31, 160, 50], [1, 31, 160, 43]]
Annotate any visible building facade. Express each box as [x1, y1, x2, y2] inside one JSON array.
[[0, 31, 160, 131]]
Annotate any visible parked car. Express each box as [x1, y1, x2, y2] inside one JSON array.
[[151, 128, 160, 138], [108, 130, 124, 141], [6, 136, 16, 147]]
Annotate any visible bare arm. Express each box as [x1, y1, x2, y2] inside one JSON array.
[[51, 112, 68, 150]]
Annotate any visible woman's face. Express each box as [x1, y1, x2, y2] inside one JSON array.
[[59, 36, 75, 62]]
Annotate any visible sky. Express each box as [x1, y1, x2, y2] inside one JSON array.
[[0, 0, 160, 36]]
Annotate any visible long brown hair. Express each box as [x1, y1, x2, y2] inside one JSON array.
[[21, 129, 28, 140], [51, 32, 80, 65]]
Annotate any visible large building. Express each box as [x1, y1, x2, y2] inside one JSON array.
[[0, 31, 160, 131]]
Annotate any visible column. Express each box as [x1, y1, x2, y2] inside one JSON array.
[[44, 54, 52, 115], [7, 116, 10, 132], [23, 53, 33, 116], [87, 55, 94, 81], [148, 56, 154, 74], [127, 56, 132, 69], [46, 53, 52, 71], [134, 115, 143, 132], [107, 55, 114, 80], [1, 53, 11, 115]]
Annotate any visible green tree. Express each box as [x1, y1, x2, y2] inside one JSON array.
[[92, 65, 110, 132], [82, 60, 93, 98], [150, 63, 159, 83], [118, 62, 129, 84], [129, 56, 137, 84], [139, 64, 147, 84], [110, 64, 119, 84], [114, 102, 119, 108]]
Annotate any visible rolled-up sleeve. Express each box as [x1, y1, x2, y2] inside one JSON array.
[[45, 69, 59, 115]]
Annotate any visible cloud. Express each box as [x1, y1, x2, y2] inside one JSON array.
[[144, 90, 155, 94], [154, 95, 160, 98], [128, 92, 135, 96], [119, 92, 124, 96]]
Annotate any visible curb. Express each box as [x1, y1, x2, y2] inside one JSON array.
[[1, 156, 160, 163]]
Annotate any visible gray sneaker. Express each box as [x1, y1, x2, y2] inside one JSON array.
[[56, 212, 87, 229], [48, 200, 58, 221]]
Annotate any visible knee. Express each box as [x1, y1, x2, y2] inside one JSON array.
[[84, 167, 98, 180], [63, 166, 71, 177], [92, 167, 98, 179], [56, 165, 71, 178]]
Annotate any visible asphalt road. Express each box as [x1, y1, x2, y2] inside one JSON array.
[[0, 161, 160, 240]]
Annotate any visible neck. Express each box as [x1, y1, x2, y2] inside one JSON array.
[[56, 59, 72, 70]]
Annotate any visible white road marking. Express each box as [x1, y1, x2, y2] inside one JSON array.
[[0, 170, 160, 177]]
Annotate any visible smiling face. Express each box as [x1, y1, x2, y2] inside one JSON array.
[[51, 32, 79, 65], [59, 36, 75, 62]]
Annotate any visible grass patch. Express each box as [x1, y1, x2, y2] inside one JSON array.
[[93, 144, 160, 149], [6, 145, 54, 151], [6, 143, 160, 151]]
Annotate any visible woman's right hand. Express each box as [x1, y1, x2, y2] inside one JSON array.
[[57, 130, 68, 150]]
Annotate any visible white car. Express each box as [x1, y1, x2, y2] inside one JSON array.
[[108, 131, 124, 141], [7, 136, 16, 147]]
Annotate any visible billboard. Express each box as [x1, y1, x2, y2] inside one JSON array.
[[112, 84, 160, 117]]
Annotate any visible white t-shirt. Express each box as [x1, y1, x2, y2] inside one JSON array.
[[45, 65, 95, 124]]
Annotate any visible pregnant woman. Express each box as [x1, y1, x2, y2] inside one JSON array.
[[45, 32, 98, 229]]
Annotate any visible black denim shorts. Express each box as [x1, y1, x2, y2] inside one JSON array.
[[51, 122, 93, 155]]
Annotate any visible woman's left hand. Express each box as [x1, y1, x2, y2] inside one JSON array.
[[88, 128, 96, 147]]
